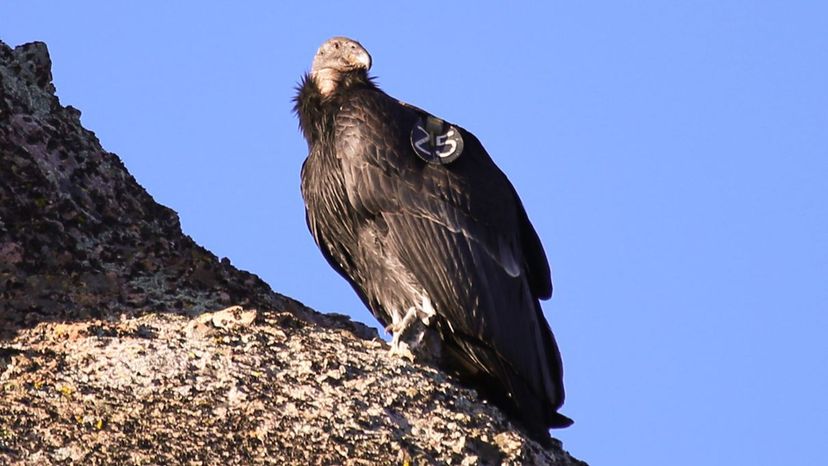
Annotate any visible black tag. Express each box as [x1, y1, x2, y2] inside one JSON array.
[[410, 116, 464, 165]]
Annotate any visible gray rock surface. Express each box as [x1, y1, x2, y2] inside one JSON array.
[[0, 41, 586, 465]]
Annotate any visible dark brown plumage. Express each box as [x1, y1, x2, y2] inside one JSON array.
[[294, 37, 571, 440]]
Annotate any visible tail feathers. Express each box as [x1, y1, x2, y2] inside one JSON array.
[[441, 336, 572, 442], [549, 411, 574, 429], [505, 370, 572, 442]]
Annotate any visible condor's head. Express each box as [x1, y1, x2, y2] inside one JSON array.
[[310, 37, 372, 97]]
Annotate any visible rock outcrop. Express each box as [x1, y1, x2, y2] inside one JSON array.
[[0, 41, 585, 465]]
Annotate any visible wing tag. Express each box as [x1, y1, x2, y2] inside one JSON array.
[[410, 116, 464, 165]]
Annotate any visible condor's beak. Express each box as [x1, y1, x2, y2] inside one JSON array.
[[352, 48, 372, 71]]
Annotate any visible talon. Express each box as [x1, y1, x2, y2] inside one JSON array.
[[388, 341, 415, 362], [385, 305, 425, 362]]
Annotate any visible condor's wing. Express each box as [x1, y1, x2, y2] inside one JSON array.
[[334, 88, 569, 431]]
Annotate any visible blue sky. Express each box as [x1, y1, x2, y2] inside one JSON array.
[[5, 2, 827, 465]]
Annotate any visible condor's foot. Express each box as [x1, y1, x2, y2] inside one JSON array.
[[387, 339, 415, 362], [386, 307, 419, 361]]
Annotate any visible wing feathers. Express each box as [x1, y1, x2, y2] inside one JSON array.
[[301, 82, 567, 434]]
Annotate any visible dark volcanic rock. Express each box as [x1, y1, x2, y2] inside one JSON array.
[[0, 41, 585, 465]]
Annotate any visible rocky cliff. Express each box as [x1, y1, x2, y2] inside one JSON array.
[[0, 41, 585, 465]]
